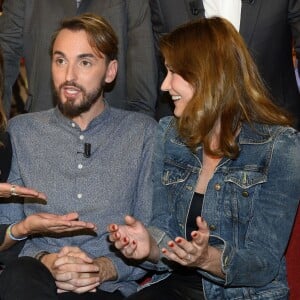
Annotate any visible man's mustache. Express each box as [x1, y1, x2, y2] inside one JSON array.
[[59, 81, 85, 92]]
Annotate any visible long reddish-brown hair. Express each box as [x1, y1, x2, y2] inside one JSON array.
[[160, 17, 292, 158]]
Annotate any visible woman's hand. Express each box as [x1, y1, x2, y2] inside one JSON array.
[[0, 183, 46, 200], [161, 216, 224, 278], [20, 212, 97, 236], [108, 215, 159, 262], [1, 212, 97, 251], [161, 217, 210, 267]]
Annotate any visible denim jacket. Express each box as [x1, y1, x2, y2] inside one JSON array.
[[146, 117, 300, 300]]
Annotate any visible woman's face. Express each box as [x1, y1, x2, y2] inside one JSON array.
[[161, 63, 195, 117]]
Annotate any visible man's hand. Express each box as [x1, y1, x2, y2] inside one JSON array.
[[47, 246, 101, 294]]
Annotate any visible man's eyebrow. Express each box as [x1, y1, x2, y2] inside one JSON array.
[[53, 50, 65, 57], [52, 52, 96, 59], [78, 53, 97, 59]]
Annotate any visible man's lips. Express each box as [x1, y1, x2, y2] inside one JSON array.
[[62, 86, 82, 98]]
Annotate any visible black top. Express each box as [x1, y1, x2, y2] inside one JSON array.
[[0, 131, 24, 266], [171, 192, 204, 289], [0, 131, 12, 182], [186, 192, 204, 240]]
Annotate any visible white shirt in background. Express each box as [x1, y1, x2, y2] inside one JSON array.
[[76, 0, 81, 8], [203, 0, 242, 31]]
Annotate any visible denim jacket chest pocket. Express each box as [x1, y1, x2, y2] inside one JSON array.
[[162, 158, 193, 184], [161, 158, 198, 224], [222, 165, 267, 223]]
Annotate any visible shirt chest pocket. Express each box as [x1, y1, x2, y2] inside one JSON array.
[[223, 166, 267, 223]]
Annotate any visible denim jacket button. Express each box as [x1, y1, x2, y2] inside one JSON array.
[[242, 190, 249, 197], [209, 224, 217, 231], [186, 185, 193, 191], [214, 183, 221, 191]]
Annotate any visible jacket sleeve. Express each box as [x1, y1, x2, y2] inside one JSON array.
[[0, 0, 25, 116], [205, 128, 300, 287], [125, 0, 158, 117], [144, 117, 184, 271]]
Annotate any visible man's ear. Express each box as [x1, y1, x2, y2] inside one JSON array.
[[105, 60, 118, 83]]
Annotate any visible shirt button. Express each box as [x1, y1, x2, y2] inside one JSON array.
[[209, 224, 217, 231], [71, 122, 76, 128], [77, 193, 82, 199], [78, 164, 83, 169], [79, 135, 84, 140], [242, 190, 249, 197], [214, 183, 221, 191]]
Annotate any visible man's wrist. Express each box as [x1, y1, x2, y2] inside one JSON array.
[[93, 257, 117, 282], [35, 251, 50, 263]]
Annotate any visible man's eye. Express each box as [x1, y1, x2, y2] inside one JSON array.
[[56, 58, 66, 65], [80, 60, 92, 67]]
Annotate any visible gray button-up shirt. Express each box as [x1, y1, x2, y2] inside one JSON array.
[[3, 104, 157, 296]]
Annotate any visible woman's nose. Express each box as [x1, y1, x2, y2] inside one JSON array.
[[161, 72, 171, 92]]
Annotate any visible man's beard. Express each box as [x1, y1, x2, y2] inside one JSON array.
[[55, 80, 104, 118]]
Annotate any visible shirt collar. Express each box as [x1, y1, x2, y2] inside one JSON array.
[[52, 101, 111, 132]]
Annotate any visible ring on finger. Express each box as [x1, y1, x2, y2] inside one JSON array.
[[10, 185, 18, 196]]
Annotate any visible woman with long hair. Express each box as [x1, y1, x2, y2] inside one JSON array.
[[109, 18, 300, 299]]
